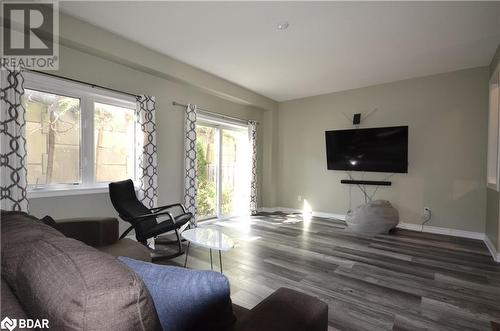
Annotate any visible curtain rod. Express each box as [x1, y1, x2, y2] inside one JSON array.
[[26, 69, 140, 99], [172, 101, 259, 124]]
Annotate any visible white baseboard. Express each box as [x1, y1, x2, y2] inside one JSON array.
[[258, 206, 498, 262], [484, 235, 500, 262], [395, 222, 485, 241]]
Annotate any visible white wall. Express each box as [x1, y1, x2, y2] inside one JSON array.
[[276, 67, 489, 233]]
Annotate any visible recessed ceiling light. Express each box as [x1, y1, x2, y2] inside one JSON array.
[[277, 22, 289, 30]]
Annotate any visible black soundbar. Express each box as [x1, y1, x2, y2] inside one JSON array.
[[341, 179, 392, 186]]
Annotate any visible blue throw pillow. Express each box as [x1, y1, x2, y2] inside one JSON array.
[[119, 256, 234, 331]]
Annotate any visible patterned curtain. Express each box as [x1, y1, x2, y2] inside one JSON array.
[[248, 120, 258, 215], [136, 95, 158, 209], [0, 68, 28, 212], [184, 104, 197, 226]]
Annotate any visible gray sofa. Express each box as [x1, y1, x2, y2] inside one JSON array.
[[50, 216, 152, 262], [1, 211, 328, 331]]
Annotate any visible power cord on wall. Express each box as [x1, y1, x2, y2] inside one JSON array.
[[346, 171, 370, 203], [348, 178, 352, 212], [420, 207, 432, 232], [368, 173, 395, 201], [345, 172, 395, 208]]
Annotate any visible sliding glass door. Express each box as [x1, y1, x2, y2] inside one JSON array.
[[220, 128, 250, 216], [196, 119, 250, 220], [196, 125, 218, 219]]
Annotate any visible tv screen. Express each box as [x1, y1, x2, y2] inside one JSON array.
[[325, 126, 408, 173]]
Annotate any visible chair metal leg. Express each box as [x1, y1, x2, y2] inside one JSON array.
[[184, 242, 190, 268], [119, 225, 135, 240], [155, 228, 182, 245], [210, 248, 213, 270], [174, 229, 182, 253], [219, 250, 223, 273], [150, 230, 186, 262]]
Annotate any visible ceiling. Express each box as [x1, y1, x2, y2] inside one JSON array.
[[61, 1, 500, 102]]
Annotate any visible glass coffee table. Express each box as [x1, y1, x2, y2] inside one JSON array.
[[182, 226, 234, 273]]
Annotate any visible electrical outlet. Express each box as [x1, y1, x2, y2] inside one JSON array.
[[297, 195, 302, 202]]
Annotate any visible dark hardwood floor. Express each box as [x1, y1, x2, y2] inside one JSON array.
[[159, 212, 500, 331]]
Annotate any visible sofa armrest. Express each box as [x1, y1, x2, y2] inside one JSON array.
[[55, 217, 119, 247], [234, 288, 328, 331]]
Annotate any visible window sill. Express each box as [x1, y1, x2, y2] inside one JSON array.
[[28, 186, 110, 199], [487, 182, 499, 192]]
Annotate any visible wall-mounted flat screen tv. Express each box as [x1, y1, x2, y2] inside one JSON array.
[[325, 126, 408, 173]]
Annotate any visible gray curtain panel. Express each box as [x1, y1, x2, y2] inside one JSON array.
[[184, 104, 197, 226], [0, 68, 29, 212], [248, 120, 258, 215], [136, 95, 158, 209]]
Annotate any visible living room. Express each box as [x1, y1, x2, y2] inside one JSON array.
[[1, 1, 500, 331]]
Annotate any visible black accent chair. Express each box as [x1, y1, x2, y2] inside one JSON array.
[[109, 179, 192, 258]]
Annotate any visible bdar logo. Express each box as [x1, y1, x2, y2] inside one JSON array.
[[0, 317, 49, 330], [0, 317, 17, 331]]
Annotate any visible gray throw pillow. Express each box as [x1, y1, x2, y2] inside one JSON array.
[[15, 237, 160, 331], [119, 256, 234, 331]]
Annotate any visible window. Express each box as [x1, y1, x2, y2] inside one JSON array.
[[23, 72, 137, 195], [94, 102, 136, 182], [487, 63, 500, 191], [25, 89, 81, 186]]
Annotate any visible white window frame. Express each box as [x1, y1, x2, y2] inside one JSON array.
[[487, 63, 500, 191], [24, 71, 137, 198]]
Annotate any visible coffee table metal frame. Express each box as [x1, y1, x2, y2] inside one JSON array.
[[182, 227, 234, 273]]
